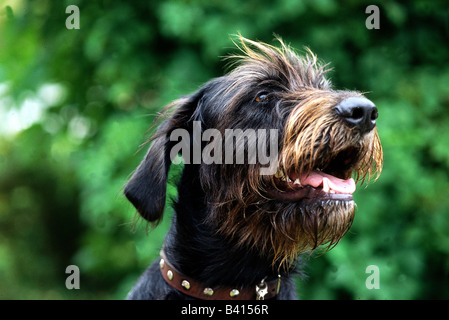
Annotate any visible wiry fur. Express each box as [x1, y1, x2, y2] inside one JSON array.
[[124, 35, 382, 300]]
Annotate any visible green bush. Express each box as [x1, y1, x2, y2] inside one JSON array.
[[0, 0, 448, 299]]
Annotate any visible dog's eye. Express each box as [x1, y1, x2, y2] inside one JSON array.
[[255, 94, 269, 102]]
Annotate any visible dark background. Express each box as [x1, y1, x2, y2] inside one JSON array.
[[0, 0, 448, 299]]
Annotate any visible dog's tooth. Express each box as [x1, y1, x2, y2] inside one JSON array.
[[322, 178, 330, 193], [293, 178, 302, 186], [329, 190, 335, 194], [275, 169, 289, 181], [274, 169, 284, 179], [286, 176, 292, 183]]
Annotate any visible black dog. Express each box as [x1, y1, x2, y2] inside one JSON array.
[[124, 36, 383, 300]]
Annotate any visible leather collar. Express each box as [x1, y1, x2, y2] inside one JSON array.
[[159, 250, 281, 300]]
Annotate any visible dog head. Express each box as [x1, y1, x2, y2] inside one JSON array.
[[125, 35, 383, 267]]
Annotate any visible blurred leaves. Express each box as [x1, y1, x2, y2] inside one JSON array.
[[0, 0, 448, 299]]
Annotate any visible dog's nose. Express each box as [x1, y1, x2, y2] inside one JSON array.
[[335, 97, 378, 134]]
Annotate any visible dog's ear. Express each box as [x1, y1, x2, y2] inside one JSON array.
[[124, 88, 205, 223]]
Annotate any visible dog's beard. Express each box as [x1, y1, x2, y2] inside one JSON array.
[[202, 164, 356, 270], [270, 199, 356, 265], [203, 133, 380, 269]]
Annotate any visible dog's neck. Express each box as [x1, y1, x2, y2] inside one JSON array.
[[162, 165, 296, 288]]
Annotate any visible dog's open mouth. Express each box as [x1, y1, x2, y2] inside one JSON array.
[[268, 147, 360, 202]]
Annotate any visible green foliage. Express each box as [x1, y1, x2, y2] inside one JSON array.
[[0, 0, 448, 299]]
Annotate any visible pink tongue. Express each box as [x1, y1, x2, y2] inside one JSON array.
[[300, 171, 356, 194]]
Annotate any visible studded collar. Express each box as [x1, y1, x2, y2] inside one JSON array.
[[159, 249, 281, 300]]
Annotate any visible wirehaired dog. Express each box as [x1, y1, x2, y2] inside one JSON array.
[[124, 36, 382, 300]]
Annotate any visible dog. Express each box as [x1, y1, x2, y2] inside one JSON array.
[[124, 35, 383, 300]]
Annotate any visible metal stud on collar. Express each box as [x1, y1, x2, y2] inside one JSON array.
[[181, 280, 191, 290], [203, 287, 214, 296], [229, 289, 240, 298]]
